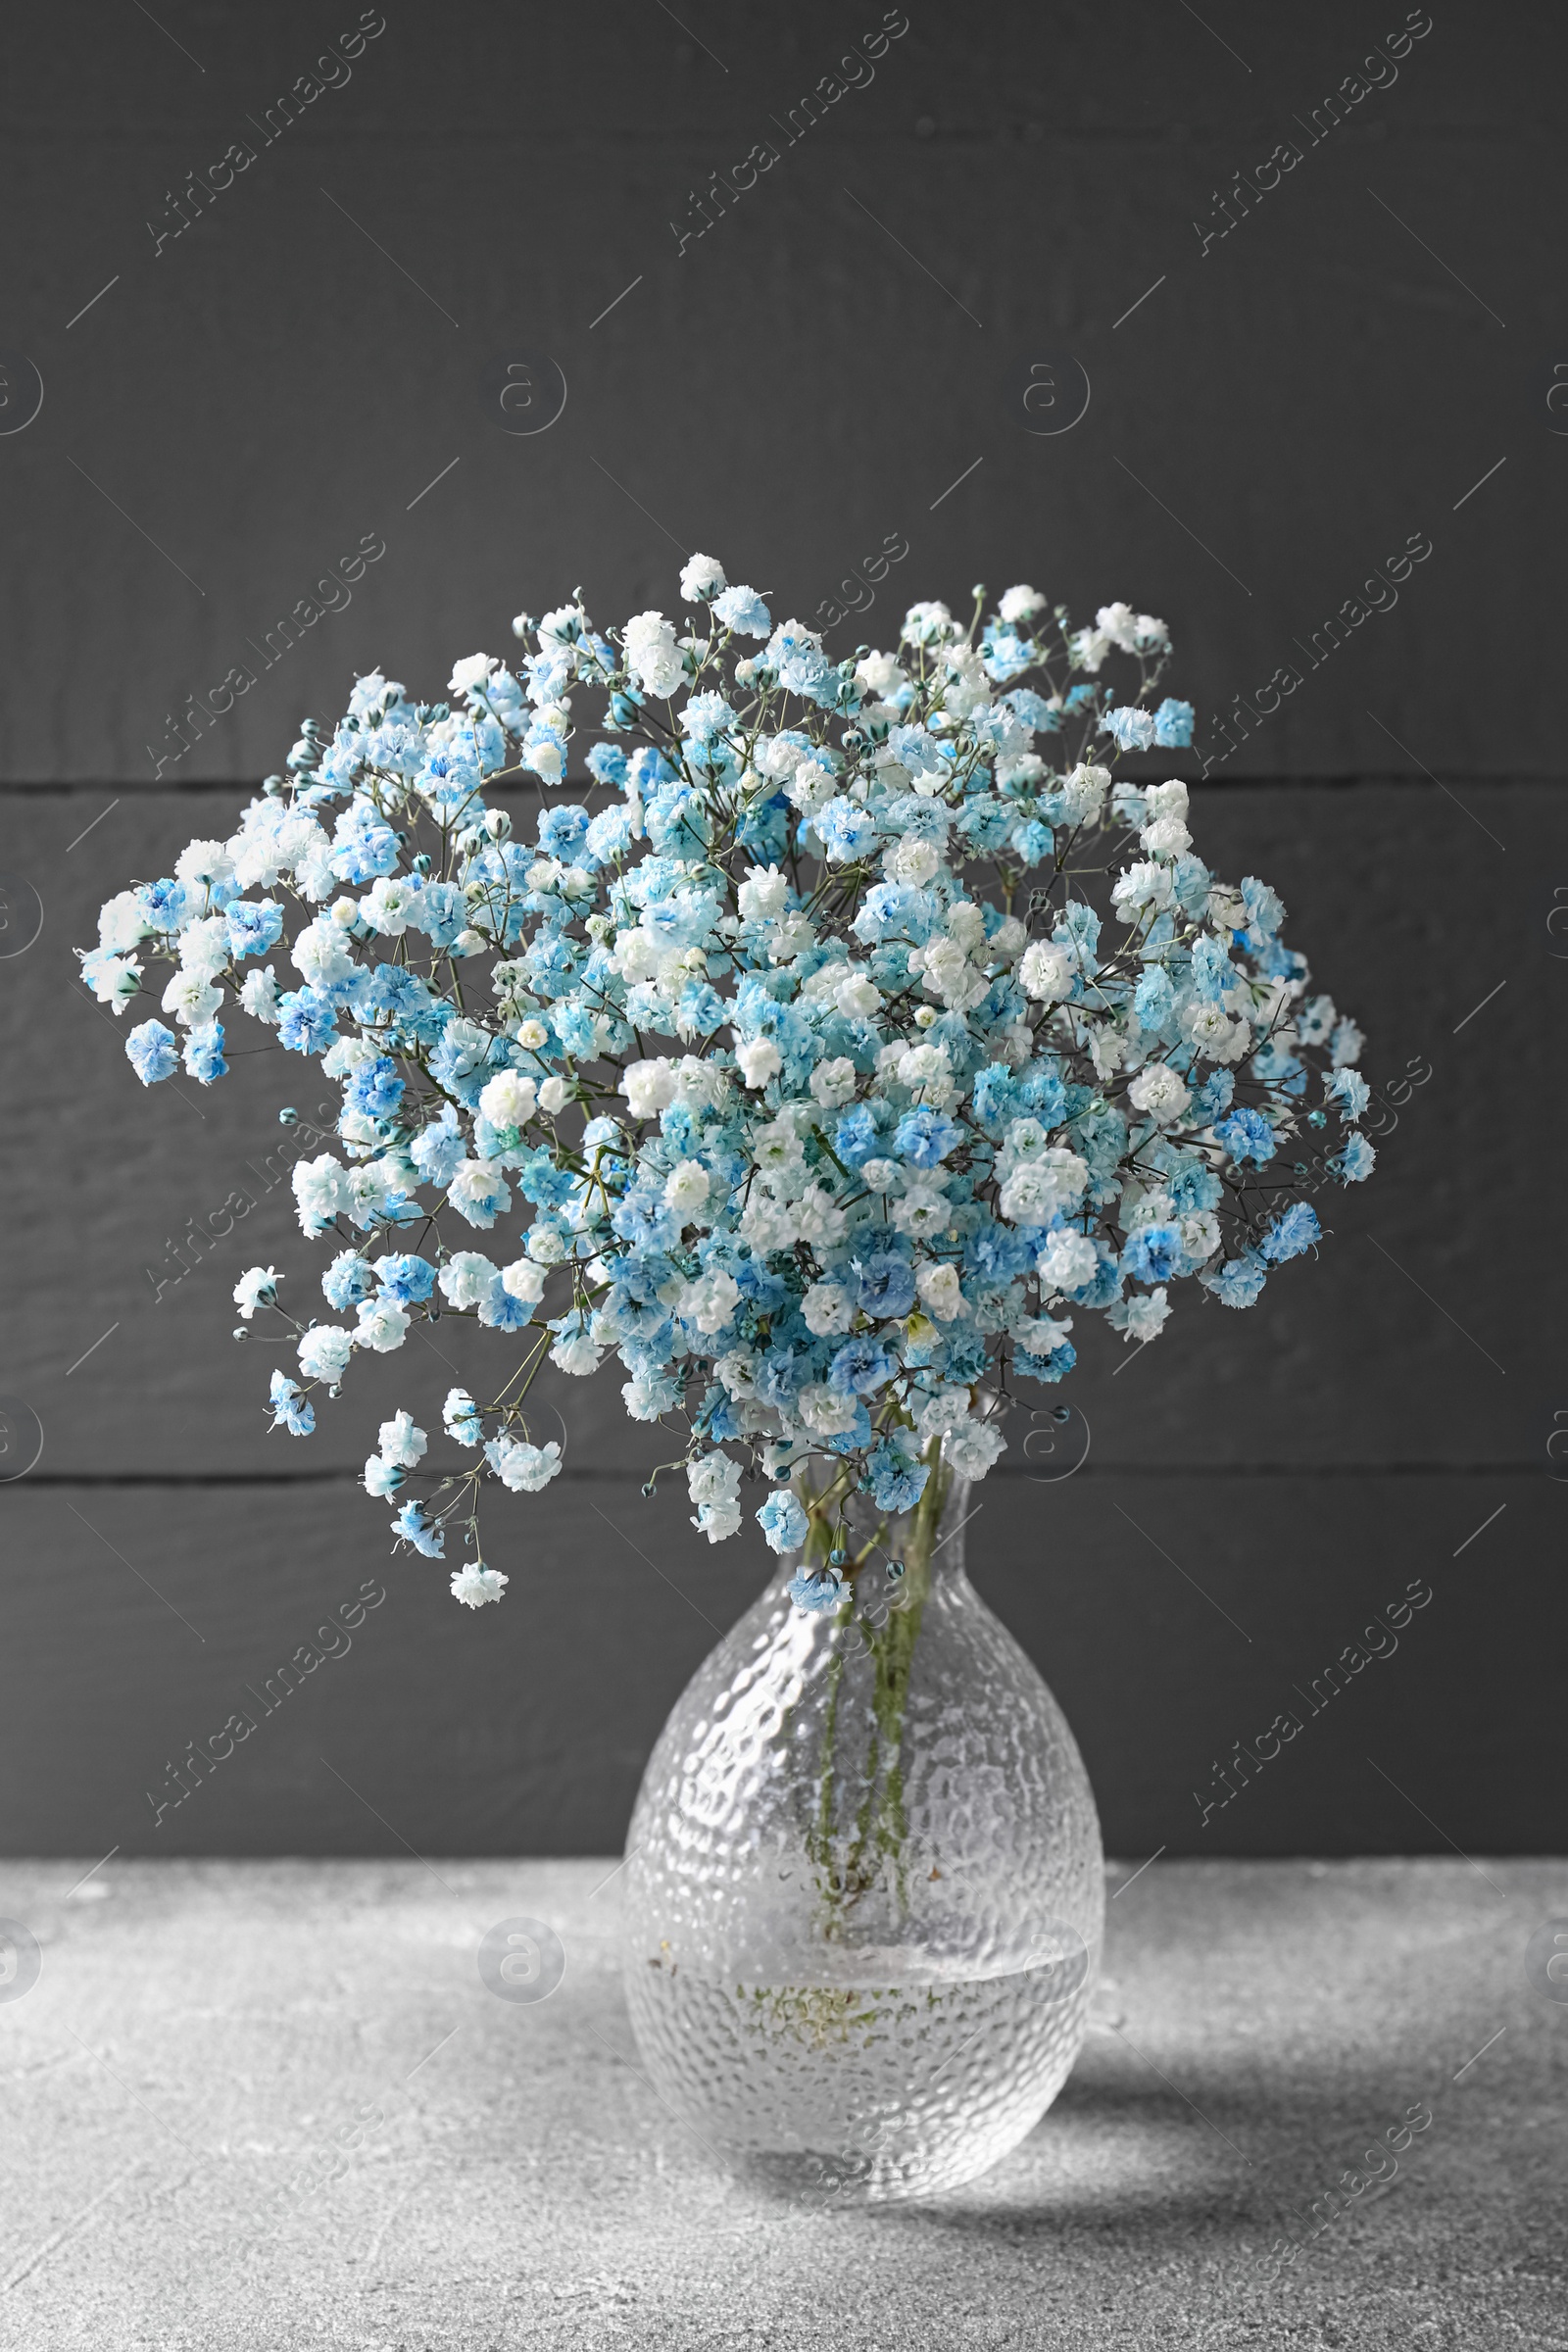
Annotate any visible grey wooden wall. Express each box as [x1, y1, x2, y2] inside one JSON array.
[[1, 0, 1561, 1859]]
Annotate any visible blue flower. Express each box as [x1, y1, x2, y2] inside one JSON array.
[[1332, 1134, 1376, 1184], [1261, 1201, 1321, 1263], [226, 899, 283, 958], [1134, 967, 1175, 1028], [268, 1367, 316, 1436], [183, 1020, 227, 1086], [391, 1499, 445, 1557], [125, 1019, 178, 1085], [834, 1104, 880, 1167], [347, 1055, 405, 1120], [787, 1567, 844, 1613], [866, 1442, 928, 1513], [136, 878, 188, 933], [1101, 705, 1157, 752], [322, 1250, 375, 1309], [829, 1337, 896, 1396], [814, 798, 879, 863], [411, 1113, 466, 1188], [1153, 698, 1195, 748], [758, 1491, 809, 1554], [1194, 1068, 1235, 1123], [1015, 1341, 1076, 1384], [855, 1250, 916, 1319], [712, 585, 770, 638], [537, 804, 592, 861], [1213, 1106, 1276, 1166], [1122, 1222, 1183, 1284], [586, 742, 629, 788], [1202, 1251, 1268, 1309], [374, 1252, 436, 1304], [894, 1107, 960, 1168], [277, 988, 339, 1056]]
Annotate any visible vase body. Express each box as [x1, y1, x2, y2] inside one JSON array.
[[621, 1463, 1103, 2201]]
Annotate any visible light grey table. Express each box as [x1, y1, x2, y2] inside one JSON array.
[[1, 1858, 1563, 2350]]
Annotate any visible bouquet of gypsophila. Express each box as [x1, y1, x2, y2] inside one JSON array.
[[84, 561, 1375, 1611]]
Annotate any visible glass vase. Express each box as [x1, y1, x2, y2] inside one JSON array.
[[621, 1449, 1103, 2202]]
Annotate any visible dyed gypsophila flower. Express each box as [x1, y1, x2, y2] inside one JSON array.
[[90, 562, 1373, 1602]]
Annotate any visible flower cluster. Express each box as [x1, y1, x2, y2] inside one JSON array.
[[87, 562, 1373, 1606]]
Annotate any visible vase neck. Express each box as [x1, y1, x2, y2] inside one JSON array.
[[782, 1453, 974, 1598]]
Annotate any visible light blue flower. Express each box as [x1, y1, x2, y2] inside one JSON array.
[[758, 1491, 809, 1554], [125, 1019, 178, 1084], [268, 1368, 316, 1436], [391, 1499, 445, 1557], [712, 585, 770, 638], [1213, 1107, 1276, 1166], [787, 1566, 844, 1613]]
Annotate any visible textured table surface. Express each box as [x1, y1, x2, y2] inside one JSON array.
[[1, 1857, 1564, 2350]]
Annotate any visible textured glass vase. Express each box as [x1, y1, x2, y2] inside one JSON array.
[[621, 1458, 1103, 2201]]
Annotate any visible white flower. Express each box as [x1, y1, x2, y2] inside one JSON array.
[[355, 1298, 410, 1352], [161, 969, 221, 1027], [500, 1258, 547, 1303], [679, 1269, 740, 1334], [664, 1159, 711, 1217], [239, 966, 280, 1024], [886, 835, 941, 888], [1112, 861, 1175, 921], [1037, 1229, 1099, 1293], [1059, 763, 1110, 825], [834, 969, 881, 1021], [292, 913, 356, 990], [892, 1184, 952, 1239], [915, 1388, 972, 1443], [537, 1075, 569, 1114], [792, 1185, 848, 1249], [378, 1410, 427, 1467], [439, 1252, 501, 1310], [1181, 1000, 1250, 1064], [298, 1324, 354, 1383], [174, 838, 236, 895], [1145, 778, 1189, 823], [623, 610, 685, 699], [550, 1333, 602, 1376], [797, 1385, 859, 1437], [999, 584, 1046, 623], [809, 1056, 858, 1108], [361, 875, 420, 935], [233, 1265, 279, 1318], [293, 1153, 351, 1236], [737, 863, 789, 923], [448, 1159, 511, 1227], [803, 1280, 856, 1337], [1118, 1288, 1172, 1344], [916, 1262, 966, 1321], [856, 649, 905, 699], [448, 653, 494, 698], [1069, 625, 1111, 672], [478, 1069, 538, 1129], [687, 1450, 742, 1507], [488, 1436, 563, 1491], [98, 890, 152, 953], [450, 1562, 509, 1608], [999, 1149, 1089, 1226], [785, 758, 838, 816], [1018, 940, 1073, 1004], [737, 1037, 782, 1089], [622, 1057, 678, 1119], [896, 1041, 955, 1105], [1127, 1064, 1192, 1124], [363, 1455, 404, 1499], [1141, 816, 1192, 860], [679, 553, 726, 601], [1178, 1211, 1221, 1266], [943, 1416, 1007, 1479]]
